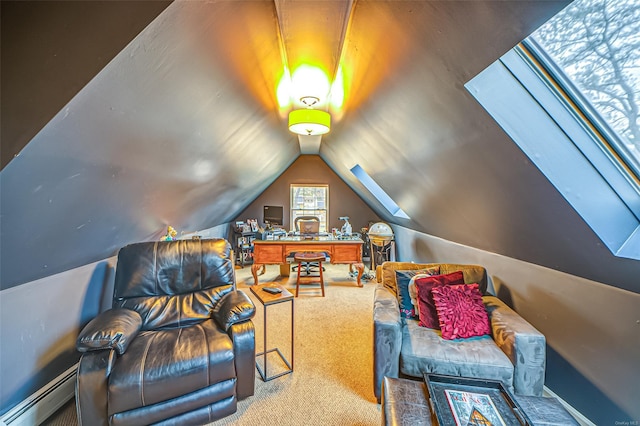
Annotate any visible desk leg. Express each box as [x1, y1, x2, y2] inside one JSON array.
[[353, 263, 364, 287], [251, 264, 265, 284]]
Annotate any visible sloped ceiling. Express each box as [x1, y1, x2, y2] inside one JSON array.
[[3, 0, 638, 292]]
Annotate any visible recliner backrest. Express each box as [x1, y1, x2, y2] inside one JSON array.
[[113, 239, 235, 330]]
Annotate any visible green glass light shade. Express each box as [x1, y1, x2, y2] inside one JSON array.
[[288, 109, 331, 136]]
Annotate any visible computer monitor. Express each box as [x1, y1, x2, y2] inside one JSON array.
[[263, 205, 283, 226], [298, 219, 320, 236]]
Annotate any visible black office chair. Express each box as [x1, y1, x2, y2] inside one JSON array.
[[292, 216, 325, 275]]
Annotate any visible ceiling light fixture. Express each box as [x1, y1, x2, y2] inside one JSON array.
[[288, 96, 331, 136]]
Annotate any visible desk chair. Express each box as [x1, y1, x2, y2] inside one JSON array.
[[292, 216, 325, 275]]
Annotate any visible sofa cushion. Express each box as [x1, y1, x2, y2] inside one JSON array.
[[413, 271, 465, 328], [432, 283, 490, 340], [380, 263, 488, 295], [407, 274, 432, 318], [400, 320, 514, 392], [395, 267, 440, 319], [108, 319, 235, 415]]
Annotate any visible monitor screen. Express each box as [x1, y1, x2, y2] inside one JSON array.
[[263, 205, 283, 225]]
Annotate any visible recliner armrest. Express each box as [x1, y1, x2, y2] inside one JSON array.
[[373, 285, 402, 402], [77, 308, 142, 355], [212, 290, 256, 331], [484, 295, 546, 396]]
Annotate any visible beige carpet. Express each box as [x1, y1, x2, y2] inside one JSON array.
[[44, 263, 381, 426]]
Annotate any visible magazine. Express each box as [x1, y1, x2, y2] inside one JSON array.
[[444, 389, 506, 426]]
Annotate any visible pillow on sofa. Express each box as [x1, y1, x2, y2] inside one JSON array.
[[414, 270, 465, 328], [407, 274, 434, 318], [395, 267, 440, 319], [432, 283, 490, 340]]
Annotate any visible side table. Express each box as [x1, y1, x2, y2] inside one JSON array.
[[249, 284, 294, 381]]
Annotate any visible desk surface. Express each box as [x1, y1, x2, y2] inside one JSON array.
[[255, 236, 364, 243], [251, 237, 365, 287]]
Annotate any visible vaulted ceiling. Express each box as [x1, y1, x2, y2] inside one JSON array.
[[3, 0, 638, 292]]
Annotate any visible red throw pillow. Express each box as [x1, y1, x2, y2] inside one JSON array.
[[415, 271, 465, 328], [431, 283, 491, 340]]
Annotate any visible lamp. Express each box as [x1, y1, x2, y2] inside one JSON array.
[[288, 96, 331, 136]]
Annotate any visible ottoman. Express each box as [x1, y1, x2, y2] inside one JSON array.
[[381, 376, 579, 426]]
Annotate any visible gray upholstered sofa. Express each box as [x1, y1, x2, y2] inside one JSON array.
[[373, 262, 546, 402]]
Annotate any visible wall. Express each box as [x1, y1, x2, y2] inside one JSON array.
[[234, 155, 380, 233], [0, 0, 171, 169], [392, 225, 640, 424], [0, 224, 229, 415], [1, 1, 299, 290]]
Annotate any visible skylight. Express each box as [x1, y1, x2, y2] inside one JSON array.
[[465, 0, 640, 260], [350, 165, 410, 219], [529, 0, 640, 182]]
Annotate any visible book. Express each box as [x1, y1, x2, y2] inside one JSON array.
[[444, 389, 506, 426]]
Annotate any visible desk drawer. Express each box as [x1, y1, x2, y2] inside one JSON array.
[[332, 245, 361, 263], [284, 244, 333, 256], [254, 244, 283, 263]]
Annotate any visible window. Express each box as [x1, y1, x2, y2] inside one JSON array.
[[465, 0, 640, 260], [290, 185, 328, 232], [350, 164, 409, 219], [529, 0, 640, 180]]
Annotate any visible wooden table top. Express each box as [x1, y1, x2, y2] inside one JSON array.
[[250, 284, 294, 305]]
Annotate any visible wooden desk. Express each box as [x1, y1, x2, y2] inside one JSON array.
[[251, 237, 365, 286]]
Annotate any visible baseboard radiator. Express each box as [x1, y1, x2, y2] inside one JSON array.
[[1, 364, 76, 426]]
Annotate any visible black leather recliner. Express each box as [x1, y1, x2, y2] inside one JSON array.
[[75, 239, 256, 426]]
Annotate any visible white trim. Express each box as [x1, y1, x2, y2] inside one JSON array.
[[543, 385, 596, 426], [0, 364, 76, 426]]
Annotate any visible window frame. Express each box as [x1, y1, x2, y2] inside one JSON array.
[[522, 38, 640, 197], [290, 184, 329, 232], [466, 43, 640, 260]]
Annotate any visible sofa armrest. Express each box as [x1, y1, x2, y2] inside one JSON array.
[[77, 308, 142, 356], [484, 296, 546, 396], [212, 290, 256, 331], [76, 349, 117, 426], [373, 285, 403, 402]]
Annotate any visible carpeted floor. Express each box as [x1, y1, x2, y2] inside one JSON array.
[[43, 263, 381, 426]]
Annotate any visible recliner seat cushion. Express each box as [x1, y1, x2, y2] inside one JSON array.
[[400, 320, 514, 391], [108, 319, 235, 415]]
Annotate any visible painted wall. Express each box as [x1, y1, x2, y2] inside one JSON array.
[[392, 225, 640, 424], [234, 155, 380, 233], [0, 224, 229, 415], [0, 0, 171, 169], [1, 1, 299, 291]]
